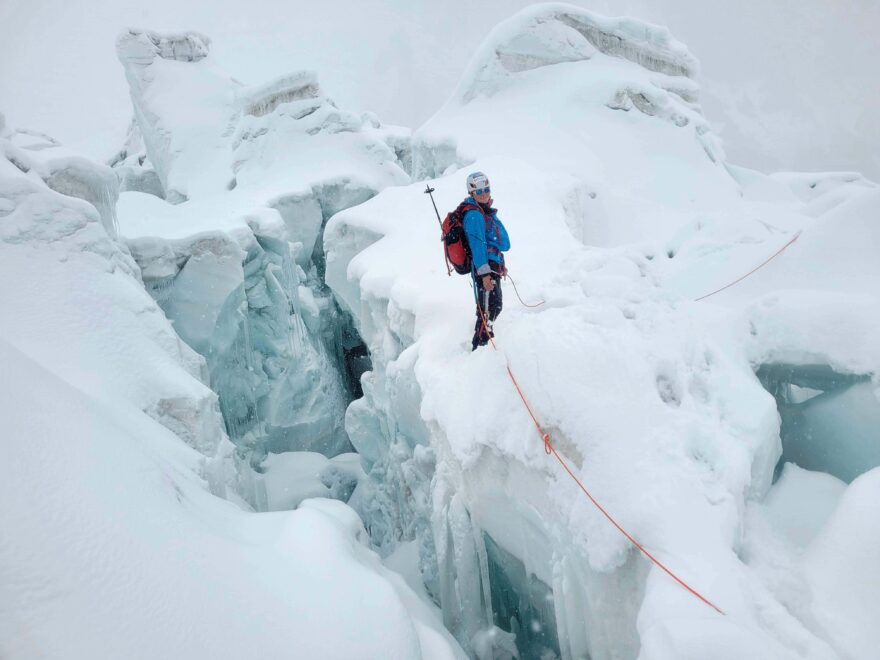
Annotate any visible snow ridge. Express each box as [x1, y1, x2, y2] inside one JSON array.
[[455, 3, 698, 103]]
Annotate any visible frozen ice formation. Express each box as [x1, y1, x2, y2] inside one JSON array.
[[455, 4, 697, 103], [126, 216, 354, 461], [107, 119, 165, 198], [239, 71, 321, 118], [113, 28, 410, 470], [1, 113, 464, 659], [116, 27, 409, 204], [432, 3, 723, 173], [4, 3, 880, 658], [3, 127, 120, 237], [0, 126, 225, 459], [115, 28, 235, 203]]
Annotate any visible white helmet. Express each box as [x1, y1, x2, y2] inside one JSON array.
[[466, 171, 490, 194]]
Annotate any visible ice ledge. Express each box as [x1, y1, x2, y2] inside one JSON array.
[[457, 2, 698, 102], [116, 28, 211, 65], [238, 71, 321, 118]]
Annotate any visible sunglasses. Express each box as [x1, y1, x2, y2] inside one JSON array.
[[474, 187, 491, 196]]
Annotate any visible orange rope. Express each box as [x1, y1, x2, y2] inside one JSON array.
[[694, 231, 802, 301], [474, 298, 725, 615]]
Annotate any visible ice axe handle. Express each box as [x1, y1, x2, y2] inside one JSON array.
[[424, 185, 451, 276], [424, 185, 442, 225]]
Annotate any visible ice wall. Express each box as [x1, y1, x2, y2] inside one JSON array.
[[127, 216, 353, 460], [113, 28, 410, 486]]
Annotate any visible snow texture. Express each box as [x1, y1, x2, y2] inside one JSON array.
[[0, 121, 463, 659], [2, 4, 878, 659], [0, 339, 464, 660], [324, 5, 880, 659]]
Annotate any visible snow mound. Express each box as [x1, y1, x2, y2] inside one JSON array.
[[455, 3, 698, 103], [0, 128, 222, 457], [0, 340, 464, 659], [804, 468, 880, 659], [3, 126, 119, 236], [116, 28, 237, 202], [415, 8, 731, 252]]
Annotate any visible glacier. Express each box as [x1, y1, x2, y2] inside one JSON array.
[[0, 96, 464, 659], [113, 27, 411, 475], [324, 5, 880, 659], [2, 3, 879, 660]]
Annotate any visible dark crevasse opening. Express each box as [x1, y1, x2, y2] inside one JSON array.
[[482, 532, 562, 660], [328, 307, 371, 399], [757, 363, 880, 483]]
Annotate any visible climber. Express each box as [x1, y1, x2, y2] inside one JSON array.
[[463, 171, 510, 350]]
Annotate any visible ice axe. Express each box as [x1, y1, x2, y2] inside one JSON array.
[[424, 184, 452, 276]]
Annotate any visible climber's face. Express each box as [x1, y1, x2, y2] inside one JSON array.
[[473, 186, 491, 205]]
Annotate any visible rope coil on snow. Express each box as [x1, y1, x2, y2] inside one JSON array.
[[474, 301, 726, 616]]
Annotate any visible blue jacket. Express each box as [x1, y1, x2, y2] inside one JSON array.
[[462, 197, 510, 276]]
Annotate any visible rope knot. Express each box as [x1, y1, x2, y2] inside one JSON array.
[[542, 433, 552, 454]]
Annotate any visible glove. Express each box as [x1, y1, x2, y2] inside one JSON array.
[[482, 274, 495, 291]]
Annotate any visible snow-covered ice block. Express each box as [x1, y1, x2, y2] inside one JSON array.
[[116, 27, 408, 206], [0, 131, 224, 457], [455, 3, 698, 103], [3, 127, 119, 236]]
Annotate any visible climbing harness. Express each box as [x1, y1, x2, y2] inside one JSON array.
[[694, 230, 802, 301], [474, 302, 726, 615]]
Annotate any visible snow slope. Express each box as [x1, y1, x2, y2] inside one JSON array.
[[0, 124, 222, 455], [0, 341, 462, 660], [325, 5, 880, 659]]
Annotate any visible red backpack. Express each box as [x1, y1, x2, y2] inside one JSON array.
[[441, 201, 481, 275]]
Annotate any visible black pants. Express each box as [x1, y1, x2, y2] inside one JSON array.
[[472, 268, 503, 350]]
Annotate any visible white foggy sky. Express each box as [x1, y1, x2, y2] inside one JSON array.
[[1, 0, 877, 179]]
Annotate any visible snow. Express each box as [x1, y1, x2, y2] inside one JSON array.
[[3, 0, 877, 180], [0, 129, 222, 456], [803, 468, 880, 660], [323, 5, 880, 658], [2, 2, 878, 658], [112, 31, 411, 461], [0, 341, 463, 660], [0, 122, 464, 659]]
